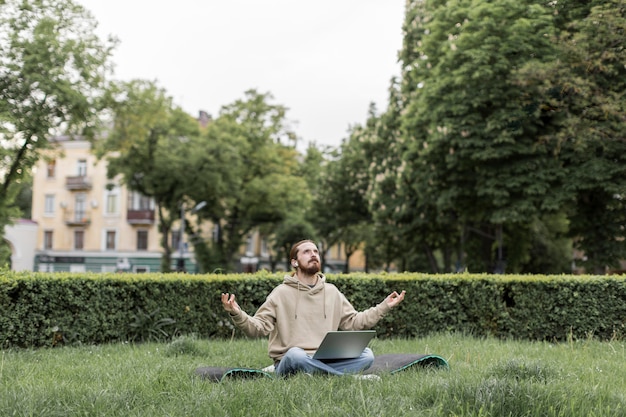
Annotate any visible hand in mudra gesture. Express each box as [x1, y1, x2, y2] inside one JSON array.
[[221, 293, 241, 314]]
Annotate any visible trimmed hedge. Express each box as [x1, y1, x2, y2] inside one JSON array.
[[1, 270, 625, 348]]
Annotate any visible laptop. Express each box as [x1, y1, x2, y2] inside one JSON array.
[[312, 330, 376, 360]]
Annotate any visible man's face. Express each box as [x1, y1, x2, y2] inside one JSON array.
[[295, 242, 321, 274]]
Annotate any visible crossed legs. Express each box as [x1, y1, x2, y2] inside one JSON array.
[[275, 347, 374, 376]]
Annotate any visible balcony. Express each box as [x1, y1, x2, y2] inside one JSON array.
[[64, 211, 91, 227], [66, 176, 92, 191], [127, 209, 155, 225]]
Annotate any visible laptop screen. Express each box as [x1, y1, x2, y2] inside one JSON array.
[[312, 330, 376, 360]]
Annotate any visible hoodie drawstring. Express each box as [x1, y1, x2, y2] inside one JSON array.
[[295, 281, 300, 319], [323, 283, 327, 319]]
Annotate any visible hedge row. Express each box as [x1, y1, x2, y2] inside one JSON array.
[[1, 270, 625, 348]]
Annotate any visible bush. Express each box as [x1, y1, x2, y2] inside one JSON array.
[[1, 270, 625, 348]]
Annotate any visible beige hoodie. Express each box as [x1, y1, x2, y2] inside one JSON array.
[[229, 272, 392, 361]]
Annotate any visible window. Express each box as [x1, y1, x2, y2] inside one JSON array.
[[46, 160, 56, 178], [172, 230, 181, 253], [44, 231, 53, 250], [245, 234, 254, 256], [128, 191, 154, 210], [106, 230, 116, 250], [138, 195, 152, 210], [137, 230, 148, 250], [336, 243, 342, 259], [105, 192, 118, 215], [74, 230, 84, 250], [44, 194, 55, 215], [74, 193, 87, 222], [77, 159, 87, 176]]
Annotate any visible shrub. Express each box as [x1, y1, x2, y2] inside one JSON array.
[[1, 270, 625, 348]]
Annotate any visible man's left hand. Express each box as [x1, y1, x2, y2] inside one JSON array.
[[385, 290, 406, 308]]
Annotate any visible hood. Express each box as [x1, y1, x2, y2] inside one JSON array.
[[283, 272, 326, 294]]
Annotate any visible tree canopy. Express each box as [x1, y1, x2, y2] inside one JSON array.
[[95, 79, 202, 272], [0, 0, 115, 264]]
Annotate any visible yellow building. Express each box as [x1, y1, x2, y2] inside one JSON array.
[[32, 136, 164, 272]]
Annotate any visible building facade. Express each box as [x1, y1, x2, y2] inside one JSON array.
[[31, 137, 170, 273]]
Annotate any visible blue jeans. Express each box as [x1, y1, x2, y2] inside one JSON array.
[[275, 347, 375, 376]]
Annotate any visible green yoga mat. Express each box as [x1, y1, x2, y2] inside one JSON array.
[[195, 353, 449, 383]]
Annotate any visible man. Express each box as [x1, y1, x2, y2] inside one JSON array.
[[221, 239, 405, 376]]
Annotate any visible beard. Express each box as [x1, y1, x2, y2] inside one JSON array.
[[300, 260, 321, 275]]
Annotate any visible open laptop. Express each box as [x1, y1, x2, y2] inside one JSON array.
[[312, 330, 376, 360]]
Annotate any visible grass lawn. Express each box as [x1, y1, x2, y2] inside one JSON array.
[[1, 333, 625, 416]]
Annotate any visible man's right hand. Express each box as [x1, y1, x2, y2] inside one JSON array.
[[221, 293, 241, 314]]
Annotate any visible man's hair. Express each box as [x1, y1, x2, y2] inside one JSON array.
[[289, 239, 316, 261]]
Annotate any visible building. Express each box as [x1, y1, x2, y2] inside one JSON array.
[[31, 136, 169, 273], [4, 218, 38, 271]]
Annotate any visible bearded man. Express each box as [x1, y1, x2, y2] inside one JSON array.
[[221, 239, 405, 377]]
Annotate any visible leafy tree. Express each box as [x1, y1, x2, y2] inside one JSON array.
[[268, 212, 317, 272], [251, 143, 327, 272], [0, 171, 31, 266], [12, 173, 32, 219], [516, 0, 626, 273], [293, 143, 335, 268], [507, 213, 572, 274], [95, 79, 202, 272], [360, 85, 417, 272], [399, 0, 562, 272], [0, 0, 114, 258], [193, 90, 310, 271], [313, 124, 376, 273]]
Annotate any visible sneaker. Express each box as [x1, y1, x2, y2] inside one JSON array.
[[353, 374, 381, 381], [261, 365, 275, 373]]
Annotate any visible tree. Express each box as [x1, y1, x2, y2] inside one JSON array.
[[96, 79, 203, 272], [193, 90, 310, 272], [314, 126, 372, 273], [517, 0, 626, 273], [293, 143, 335, 268], [268, 212, 317, 272], [399, 0, 563, 272], [0, 0, 114, 259]]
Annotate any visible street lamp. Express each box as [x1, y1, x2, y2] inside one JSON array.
[[177, 200, 207, 272]]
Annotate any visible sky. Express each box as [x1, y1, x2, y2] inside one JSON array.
[[77, 0, 406, 149]]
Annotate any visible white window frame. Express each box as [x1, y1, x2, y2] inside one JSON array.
[[44, 194, 55, 216], [77, 159, 87, 176], [245, 234, 254, 256], [104, 187, 120, 216]]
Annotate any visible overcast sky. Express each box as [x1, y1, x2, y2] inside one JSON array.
[[77, 1, 405, 149]]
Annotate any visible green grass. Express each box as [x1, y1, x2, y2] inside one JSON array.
[[1, 333, 625, 416]]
